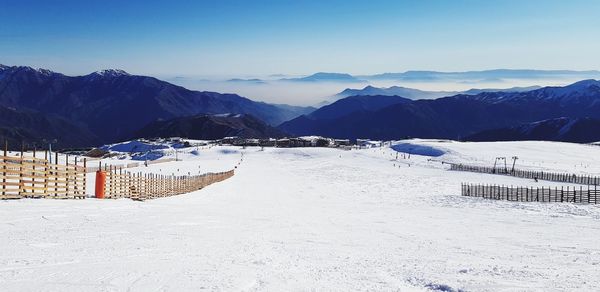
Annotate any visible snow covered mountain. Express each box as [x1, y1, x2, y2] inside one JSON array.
[[279, 79, 600, 140], [470, 79, 600, 104], [85, 69, 131, 80], [0, 64, 312, 146]]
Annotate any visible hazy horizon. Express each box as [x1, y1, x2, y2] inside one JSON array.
[[2, 0, 600, 76], [2, 61, 598, 106], [3, 0, 600, 105], [165, 76, 593, 106]]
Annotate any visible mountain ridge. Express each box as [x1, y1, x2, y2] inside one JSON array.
[[223, 69, 600, 83], [333, 85, 542, 101], [0, 105, 100, 148], [0, 64, 313, 146], [280, 72, 365, 83], [133, 113, 287, 140], [465, 117, 600, 143], [279, 79, 600, 140]]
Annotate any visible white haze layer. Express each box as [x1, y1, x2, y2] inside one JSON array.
[[164, 76, 591, 107]]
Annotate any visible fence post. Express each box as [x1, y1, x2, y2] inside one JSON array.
[[137, 172, 142, 199], [558, 186, 562, 203], [1, 142, 6, 198], [18, 146, 24, 198], [1, 140, 6, 198]]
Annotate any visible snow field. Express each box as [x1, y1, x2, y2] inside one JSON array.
[[0, 141, 599, 291], [397, 139, 600, 174]]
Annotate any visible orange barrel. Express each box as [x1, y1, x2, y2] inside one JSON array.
[[95, 170, 107, 199]]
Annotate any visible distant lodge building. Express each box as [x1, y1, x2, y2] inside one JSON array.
[[217, 136, 380, 149], [356, 139, 382, 148], [276, 137, 336, 148]]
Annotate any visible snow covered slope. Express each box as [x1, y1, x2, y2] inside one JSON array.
[[394, 139, 600, 174], [1, 141, 600, 291]]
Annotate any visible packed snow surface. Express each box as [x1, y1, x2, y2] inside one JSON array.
[[393, 139, 600, 174], [1, 141, 600, 291], [391, 142, 446, 157]]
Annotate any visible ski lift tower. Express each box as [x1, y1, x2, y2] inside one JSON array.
[[511, 156, 519, 173], [493, 157, 508, 174]]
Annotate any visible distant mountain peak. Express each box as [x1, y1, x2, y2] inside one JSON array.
[[367, 69, 600, 81], [336, 85, 457, 100], [92, 69, 130, 77], [567, 79, 600, 88], [7, 65, 58, 76], [310, 72, 353, 78], [282, 72, 364, 83], [226, 78, 265, 84], [0, 65, 64, 81]]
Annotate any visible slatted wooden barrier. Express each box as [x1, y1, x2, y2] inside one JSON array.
[[85, 158, 177, 173], [449, 163, 600, 185], [101, 167, 235, 200], [461, 183, 600, 204], [0, 151, 86, 200]]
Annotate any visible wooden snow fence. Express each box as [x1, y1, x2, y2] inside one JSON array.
[[0, 151, 86, 200], [461, 183, 600, 204], [101, 167, 235, 200], [85, 158, 177, 173], [449, 163, 600, 186]]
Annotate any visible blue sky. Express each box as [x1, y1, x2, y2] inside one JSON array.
[[1, 0, 599, 77]]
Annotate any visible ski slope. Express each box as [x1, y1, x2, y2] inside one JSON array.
[[1, 141, 600, 291], [396, 139, 600, 174]]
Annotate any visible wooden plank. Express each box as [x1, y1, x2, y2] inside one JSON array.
[[19, 179, 48, 184], [20, 186, 48, 191], [20, 162, 48, 168], [1, 191, 21, 195], [47, 190, 71, 194], [20, 174, 49, 180], [0, 156, 24, 162], [23, 157, 48, 162], [0, 168, 27, 175], [0, 163, 22, 168], [0, 195, 22, 200], [0, 181, 22, 187]]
